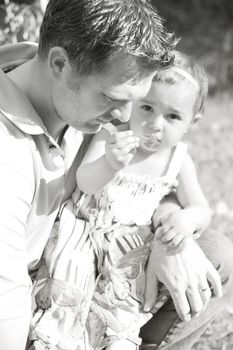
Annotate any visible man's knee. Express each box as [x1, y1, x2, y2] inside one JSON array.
[[198, 229, 233, 301]]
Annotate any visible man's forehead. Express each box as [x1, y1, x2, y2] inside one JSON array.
[[98, 71, 154, 100], [109, 80, 152, 99], [96, 52, 155, 85]]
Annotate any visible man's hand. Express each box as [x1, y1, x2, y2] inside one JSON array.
[[105, 130, 139, 170], [155, 210, 196, 251], [144, 238, 222, 321]]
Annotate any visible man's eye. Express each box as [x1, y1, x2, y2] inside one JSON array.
[[141, 105, 153, 112], [167, 113, 180, 120], [103, 94, 118, 103]]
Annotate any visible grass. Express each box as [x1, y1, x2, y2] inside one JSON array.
[[187, 94, 233, 239], [185, 94, 233, 349]]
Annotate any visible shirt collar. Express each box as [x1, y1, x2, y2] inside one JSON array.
[[0, 68, 48, 135], [0, 42, 38, 72]]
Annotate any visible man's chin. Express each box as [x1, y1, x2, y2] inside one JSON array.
[[80, 123, 102, 134]]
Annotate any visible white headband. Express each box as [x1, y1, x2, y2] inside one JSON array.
[[172, 67, 199, 89]]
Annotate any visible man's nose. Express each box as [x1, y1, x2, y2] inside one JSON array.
[[148, 115, 164, 132], [110, 101, 132, 123]]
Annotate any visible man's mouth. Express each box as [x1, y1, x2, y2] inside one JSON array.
[[91, 116, 113, 126]]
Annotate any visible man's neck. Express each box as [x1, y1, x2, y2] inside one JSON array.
[[8, 57, 67, 142]]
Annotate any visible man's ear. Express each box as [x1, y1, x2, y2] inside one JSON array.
[[192, 113, 202, 124], [47, 47, 71, 79]]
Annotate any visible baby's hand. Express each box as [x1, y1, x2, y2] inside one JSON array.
[[105, 130, 139, 170], [154, 210, 196, 251]]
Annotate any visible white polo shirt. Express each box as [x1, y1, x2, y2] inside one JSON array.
[[0, 66, 83, 319]]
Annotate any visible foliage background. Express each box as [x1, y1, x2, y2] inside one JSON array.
[[1, 0, 233, 94], [156, 0, 233, 94], [0, 0, 233, 349]]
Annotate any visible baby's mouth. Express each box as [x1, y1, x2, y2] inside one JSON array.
[[143, 133, 162, 148]]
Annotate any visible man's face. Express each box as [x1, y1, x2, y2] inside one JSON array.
[[51, 59, 154, 134]]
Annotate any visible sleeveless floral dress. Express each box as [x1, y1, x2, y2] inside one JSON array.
[[29, 132, 187, 350], [83, 142, 187, 349]]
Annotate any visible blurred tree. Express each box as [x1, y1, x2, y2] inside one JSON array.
[[0, 0, 232, 93], [0, 0, 42, 44], [155, 0, 233, 93], [10, 0, 36, 4]]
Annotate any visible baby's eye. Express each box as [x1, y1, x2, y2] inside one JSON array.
[[141, 105, 153, 112], [167, 113, 181, 121]]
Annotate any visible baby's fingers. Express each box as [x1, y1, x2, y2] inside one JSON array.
[[155, 223, 172, 239], [117, 152, 136, 165], [165, 234, 184, 250], [111, 130, 134, 141], [116, 137, 139, 150], [120, 141, 139, 155], [110, 131, 137, 145], [160, 228, 177, 243]]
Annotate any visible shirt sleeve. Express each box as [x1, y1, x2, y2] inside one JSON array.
[[0, 127, 35, 320]]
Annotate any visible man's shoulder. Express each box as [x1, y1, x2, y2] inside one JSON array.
[[0, 110, 29, 139], [0, 42, 37, 72], [0, 111, 36, 171]]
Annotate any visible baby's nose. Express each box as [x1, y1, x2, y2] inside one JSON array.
[[148, 115, 164, 132]]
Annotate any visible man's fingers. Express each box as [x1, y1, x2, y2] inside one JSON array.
[[198, 282, 212, 308], [206, 265, 223, 298], [143, 265, 159, 312], [186, 285, 204, 317], [151, 291, 169, 314], [170, 287, 191, 321]]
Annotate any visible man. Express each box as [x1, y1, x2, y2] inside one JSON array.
[[0, 1, 233, 350], [0, 0, 175, 348]]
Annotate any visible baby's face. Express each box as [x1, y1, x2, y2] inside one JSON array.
[[130, 80, 198, 152]]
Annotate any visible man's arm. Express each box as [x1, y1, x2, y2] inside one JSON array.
[[0, 131, 35, 349], [144, 237, 222, 321], [0, 316, 31, 350], [145, 193, 222, 321]]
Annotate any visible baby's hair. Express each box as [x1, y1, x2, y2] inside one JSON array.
[[153, 51, 208, 114]]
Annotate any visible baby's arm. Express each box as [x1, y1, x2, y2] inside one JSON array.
[[106, 339, 137, 350], [76, 125, 139, 194], [154, 153, 211, 251]]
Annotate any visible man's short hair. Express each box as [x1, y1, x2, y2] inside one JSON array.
[[38, 0, 177, 76]]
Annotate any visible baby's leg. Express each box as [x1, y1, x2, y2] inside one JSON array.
[[29, 202, 96, 348], [106, 339, 137, 350], [89, 225, 157, 349]]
